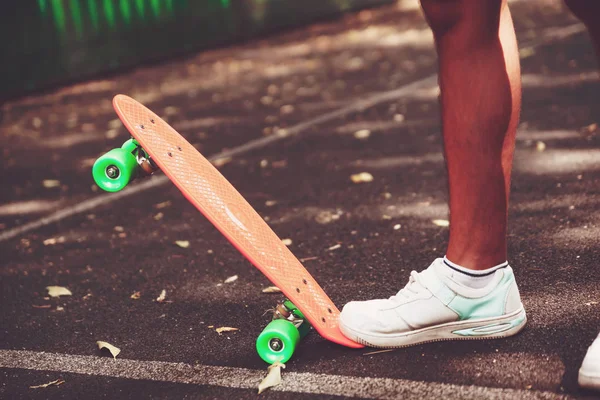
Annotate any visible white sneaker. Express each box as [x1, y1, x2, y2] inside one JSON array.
[[339, 258, 527, 347], [579, 333, 600, 391]]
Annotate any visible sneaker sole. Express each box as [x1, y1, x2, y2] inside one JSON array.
[[340, 307, 527, 348], [579, 371, 600, 391]]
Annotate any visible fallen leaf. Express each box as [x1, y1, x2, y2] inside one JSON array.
[[350, 172, 373, 183], [354, 129, 371, 140], [258, 362, 285, 394], [130, 291, 141, 300], [393, 114, 405, 122], [108, 118, 122, 129], [586, 123, 597, 133], [432, 219, 449, 227], [216, 327, 239, 335], [282, 238, 292, 246], [156, 289, 167, 302], [265, 200, 277, 207], [43, 236, 65, 246], [114, 226, 124, 232], [96, 341, 121, 358], [393, 224, 402, 230], [32, 117, 43, 129], [262, 286, 282, 293], [105, 129, 119, 139], [154, 212, 164, 221], [280, 104, 294, 114], [213, 157, 232, 167], [46, 286, 72, 297], [224, 275, 238, 284], [519, 47, 536, 58], [164, 106, 179, 116], [175, 240, 190, 248], [43, 179, 61, 188], [536, 141, 546, 152], [29, 379, 65, 389], [154, 200, 172, 209]]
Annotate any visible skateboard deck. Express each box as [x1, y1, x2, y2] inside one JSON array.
[[112, 94, 363, 349]]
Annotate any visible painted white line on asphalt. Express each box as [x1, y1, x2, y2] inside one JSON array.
[[0, 23, 586, 243], [0, 350, 571, 399]]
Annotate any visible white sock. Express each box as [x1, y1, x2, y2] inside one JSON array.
[[438, 256, 508, 289]]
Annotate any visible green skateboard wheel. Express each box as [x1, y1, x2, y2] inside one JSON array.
[[256, 319, 300, 364], [92, 147, 138, 192]]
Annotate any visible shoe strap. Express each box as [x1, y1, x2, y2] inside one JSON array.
[[419, 268, 456, 306]]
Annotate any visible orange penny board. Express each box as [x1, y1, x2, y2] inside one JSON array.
[[113, 94, 362, 349]]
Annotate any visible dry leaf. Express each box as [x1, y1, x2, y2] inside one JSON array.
[[156, 290, 167, 302], [154, 201, 172, 209], [586, 123, 597, 133], [536, 141, 546, 152], [265, 200, 277, 207], [393, 114, 405, 122], [29, 379, 65, 389], [213, 157, 232, 167], [108, 118, 122, 129], [216, 327, 239, 335], [43, 179, 61, 188], [105, 129, 119, 139], [130, 291, 141, 300], [354, 129, 371, 140], [262, 286, 282, 293], [432, 219, 449, 227], [350, 172, 373, 183], [393, 224, 402, 230], [280, 104, 294, 114], [258, 362, 285, 394], [46, 286, 72, 297], [282, 238, 292, 246], [96, 341, 121, 358], [175, 240, 190, 248], [154, 212, 164, 221], [43, 236, 65, 246], [519, 47, 536, 58], [224, 275, 238, 284]]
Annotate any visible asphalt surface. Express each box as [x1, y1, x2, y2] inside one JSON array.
[[1, 0, 600, 399]]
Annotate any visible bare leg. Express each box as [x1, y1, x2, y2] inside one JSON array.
[[420, 0, 521, 270]]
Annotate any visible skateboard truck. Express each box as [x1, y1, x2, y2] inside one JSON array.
[[92, 138, 156, 192], [256, 300, 311, 364]]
